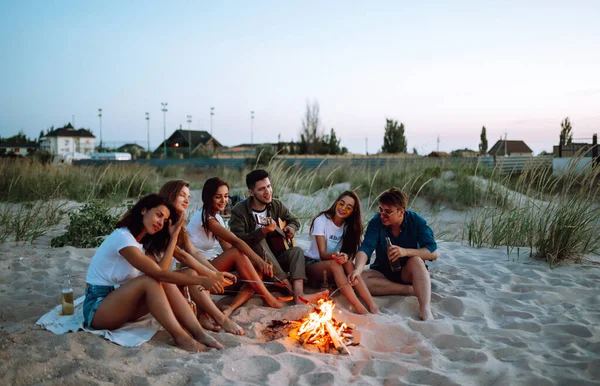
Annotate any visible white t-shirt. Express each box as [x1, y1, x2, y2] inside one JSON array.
[[187, 209, 225, 259], [305, 214, 346, 261], [253, 208, 269, 230], [85, 228, 144, 286]]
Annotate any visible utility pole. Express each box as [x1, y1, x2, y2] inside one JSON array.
[[161, 102, 168, 158], [437, 135, 440, 152], [187, 115, 192, 158], [210, 107, 214, 137], [98, 108, 102, 150], [72, 114, 75, 128], [145, 112, 150, 153], [504, 131, 507, 156], [365, 137, 368, 155], [250, 110, 255, 144]]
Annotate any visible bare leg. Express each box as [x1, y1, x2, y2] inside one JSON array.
[[307, 260, 368, 314], [162, 283, 224, 349], [179, 268, 245, 335], [211, 248, 284, 308], [401, 257, 433, 321], [90, 275, 205, 352], [344, 261, 380, 313], [221, 283, 254, 317], [362, 270, 415, 296]]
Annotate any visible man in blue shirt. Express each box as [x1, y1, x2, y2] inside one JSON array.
[[348, 188, 438, 320]]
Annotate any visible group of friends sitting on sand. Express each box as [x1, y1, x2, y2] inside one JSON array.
[[83, 169, 438, 352]]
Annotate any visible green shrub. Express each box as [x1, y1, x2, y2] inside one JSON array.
[[51, 201, 121, 248]]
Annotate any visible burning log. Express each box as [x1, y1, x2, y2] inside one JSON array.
[[325, 321, 349, 354], [289, 298, 358, 354], [262, 298, 359, 354]]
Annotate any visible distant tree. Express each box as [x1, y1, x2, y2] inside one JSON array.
[[299, 100, 322, 154], [38, 130, 44, 142], [297, 102, 347, 155], [538, 150, 553, 156], [560, 117, 573, 145], [250, 144, 276, 166], [324, 128, 346, 155], [479, 126, 488, 155], [412, 147, 418, 155], [381, 119, 407, 153]]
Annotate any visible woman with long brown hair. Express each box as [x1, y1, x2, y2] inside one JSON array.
[[304, 191, 379, 314], [160, 179, 284, 319], [83, 194, 224, 351]]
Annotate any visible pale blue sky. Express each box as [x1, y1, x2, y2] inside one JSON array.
[[1, 1, 599, 154]]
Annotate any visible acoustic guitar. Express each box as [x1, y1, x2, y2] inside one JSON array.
[[256, 215, 297, 256]]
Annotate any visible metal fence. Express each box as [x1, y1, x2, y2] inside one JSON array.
[[477, 156, 553, 174], [74, 155, 558, 173]]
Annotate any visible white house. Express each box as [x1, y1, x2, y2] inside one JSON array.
[[40, 124, 96, 155], [0, 141, 38, 156]]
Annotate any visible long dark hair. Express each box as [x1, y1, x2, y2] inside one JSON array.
[[158, 179, 191, 248], [309, 190, 363, 257], [116, 194, 176, 256], [201, 177, 229, 237]]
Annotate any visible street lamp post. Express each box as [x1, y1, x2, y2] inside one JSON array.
[[145, 112, 150, 154], [210, 107, 214, 137], [98, 108, 102, 150], [187, 115, 192, 158], [251, 110, 255, 144], [161, 103, 168, 158]]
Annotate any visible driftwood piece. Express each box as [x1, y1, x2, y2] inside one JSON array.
[[325, 321, 349, 354]]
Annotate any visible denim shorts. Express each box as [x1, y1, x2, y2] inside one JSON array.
[[305, 257, 319, 266], [83, 285, 115, 328]]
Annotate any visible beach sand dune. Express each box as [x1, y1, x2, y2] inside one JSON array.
[[1, 236, 599, 385]]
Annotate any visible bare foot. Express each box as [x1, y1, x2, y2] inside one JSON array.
[[353, 304, 369, 315], [192, 330, 225, 350], [420, 305, 434, 321], [220, 317, 245, 335], [301, 290, 330, 304], [368, 303, 380, 314], [175, 337, 207, 352], [199, 313, 221, 332], [265, 297, 285, 309]]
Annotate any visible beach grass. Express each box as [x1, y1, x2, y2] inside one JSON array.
[[0, 200, 68, 243], [464, 156, 600, 266], [0, 159, 158, 202]]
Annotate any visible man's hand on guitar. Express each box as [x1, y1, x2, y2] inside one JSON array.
[[283, 225, 295, 239], [262, 219, 277, 234]]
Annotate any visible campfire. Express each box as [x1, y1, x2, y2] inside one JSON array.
[[264, 298, 359, 355]]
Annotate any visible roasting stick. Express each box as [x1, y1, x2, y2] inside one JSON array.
[[327, 282, 353, 299]]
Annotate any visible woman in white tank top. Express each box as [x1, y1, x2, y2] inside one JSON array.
[[160, 179, 285, 321]]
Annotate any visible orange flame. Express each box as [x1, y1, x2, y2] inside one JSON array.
[[297, 298, 347, 346]]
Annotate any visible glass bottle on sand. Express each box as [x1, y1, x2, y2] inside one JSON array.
[[61, 278, 74, 316]]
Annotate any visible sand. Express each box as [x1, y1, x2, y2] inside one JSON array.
[[1, 195, 600, 385]]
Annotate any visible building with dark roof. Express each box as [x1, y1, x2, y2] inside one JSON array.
[[40, 124, 96, 155], [153, 130, 223, 157], [117, 143, 146, 157], [0, 138, 39, 156], [488, 140, 533, 157]]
